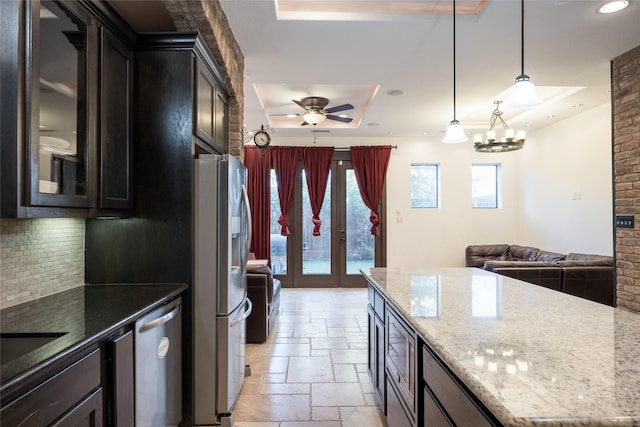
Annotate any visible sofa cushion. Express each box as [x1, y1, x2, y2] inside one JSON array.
[[564, 253, 613, 265], [533, 250, 566, 263], [507, 245, 539, 261], [465, 244, 510, 267]]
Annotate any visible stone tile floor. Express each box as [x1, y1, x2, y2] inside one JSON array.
[[234, 288, 385, 427]]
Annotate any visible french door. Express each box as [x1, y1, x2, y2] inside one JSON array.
[[269, 151, 385, 287]]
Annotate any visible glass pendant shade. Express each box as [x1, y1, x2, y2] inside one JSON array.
[[505, 74, 541, 109], [302, 110, 326, 125], [442, 120, 468, 143]]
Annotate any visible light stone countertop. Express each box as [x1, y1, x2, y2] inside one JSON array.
[[361, 267, 640, 427]]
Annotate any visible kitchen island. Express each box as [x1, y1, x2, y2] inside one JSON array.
[[361, 267, 640, 427]]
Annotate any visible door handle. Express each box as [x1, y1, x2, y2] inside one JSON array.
[[340, 229, 346, 241], [230, 298, 253, 327], [242, 184, 253, 274], [138, 302, 181, 333]]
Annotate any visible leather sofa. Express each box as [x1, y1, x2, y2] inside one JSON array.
[[246, 264, 281, 343], [465, 244, 615, 306]]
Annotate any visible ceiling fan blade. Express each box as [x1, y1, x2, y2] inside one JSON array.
[[292, 99, 307, 109], [325, 103, 354, 114], [326, 115, 353, 123], [300, 121, 309, 126]]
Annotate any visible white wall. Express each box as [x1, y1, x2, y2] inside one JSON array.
[[266, 105, 613, 267], [517, 103, 614, 255]]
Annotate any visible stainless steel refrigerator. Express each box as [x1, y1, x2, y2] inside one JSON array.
[[194, 154, 253, 427]]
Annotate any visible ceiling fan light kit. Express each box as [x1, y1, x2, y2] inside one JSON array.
[[442, 0, 468, 144], [302, 110, 326, 125], [474, 100, 526, 153], [292, 96, 354, 126]]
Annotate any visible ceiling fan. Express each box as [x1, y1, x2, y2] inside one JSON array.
[[290, 96, 354, 126]]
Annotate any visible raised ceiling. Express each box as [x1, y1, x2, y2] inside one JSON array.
[[110, 0, 640, 141]]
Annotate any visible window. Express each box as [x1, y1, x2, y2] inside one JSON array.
[[411, 163, 439, 208], [472, 164, 501, 208]]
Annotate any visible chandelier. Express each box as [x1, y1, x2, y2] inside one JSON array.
[[474, 100, 525, 153]]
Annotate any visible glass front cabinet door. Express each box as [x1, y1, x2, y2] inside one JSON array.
[[26, 0, 97, 209]]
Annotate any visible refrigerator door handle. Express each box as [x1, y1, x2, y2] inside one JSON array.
[[230, 298, 253, 327], [242, 184, 252, 273]]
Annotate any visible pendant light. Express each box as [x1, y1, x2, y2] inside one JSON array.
[[505, 0, 541, 109], [442, 0, 468, 143]]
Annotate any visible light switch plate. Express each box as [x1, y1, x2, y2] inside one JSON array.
[[616, 215, 634, 228]]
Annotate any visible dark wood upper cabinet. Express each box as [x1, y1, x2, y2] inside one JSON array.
[[27, 0, 97, 210], [0, 0, 134, 218], [98, 26, 133, 211], [194, 53, 229, 154]]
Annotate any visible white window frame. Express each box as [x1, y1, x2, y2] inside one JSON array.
[[471, 163, 502, 209], [410, 163, 440, 208]]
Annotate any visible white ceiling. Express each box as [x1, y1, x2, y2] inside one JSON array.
[[215, 0, 640, 142], [109, 0, 640, 142]]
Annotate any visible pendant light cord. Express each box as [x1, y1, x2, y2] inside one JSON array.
[[452, 0, 457, 120], [520, 0, 525, 76]]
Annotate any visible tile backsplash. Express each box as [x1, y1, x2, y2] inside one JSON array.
[[0, 218, 85, 310]]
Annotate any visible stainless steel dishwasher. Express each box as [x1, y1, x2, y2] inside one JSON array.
[[135, 297, 182, 426]]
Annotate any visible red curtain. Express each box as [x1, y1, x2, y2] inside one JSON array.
[[270, 146, 300, 236], [351, 145, 392, 236], [244, 146, 271, 260], [302, 147, 334, 236]]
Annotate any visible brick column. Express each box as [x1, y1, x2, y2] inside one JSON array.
[[612, 45, 640, 313]]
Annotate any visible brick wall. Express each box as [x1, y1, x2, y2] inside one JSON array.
[[0, 219, 85, 309], [613, 45, 640, 313], [163, 0, 245, 160]]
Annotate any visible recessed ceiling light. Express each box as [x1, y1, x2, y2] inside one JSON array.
[[572, 103, 584, 108], [546, 114, 556, 119], [598, 0, 629, 14], [286, 114, 298, 118], [386, 89, 405, 96]]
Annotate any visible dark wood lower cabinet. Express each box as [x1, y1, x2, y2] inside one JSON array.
[[110, 330, 134, 426], [367, 282, 501, 427], [422, 345, 497, 427], [423, 386, 453, 427], [51, 388, 104, 427], [0, 349, 102, 426], [386, 377, 414, 427]]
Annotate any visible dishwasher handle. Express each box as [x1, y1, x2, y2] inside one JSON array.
[[138, 302, 181, 333], [230, 298, 253, 327]]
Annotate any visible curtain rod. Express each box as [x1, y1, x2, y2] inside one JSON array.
[[334, 145, 397, 152]]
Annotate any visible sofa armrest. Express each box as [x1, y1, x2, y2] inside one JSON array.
[[247, 270, 274, 304], [247, 273, 269, 343], [561, 266, 614, 306], [483, 260, 555, 271], [490, 266, 562, 291], [465, 244, 510, 267]]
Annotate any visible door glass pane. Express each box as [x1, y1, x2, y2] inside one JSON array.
[[302, 170, 331, 275], [38, 1, 87, 195], [346, 170, 374, 274], [270, 170, 287, 274]]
